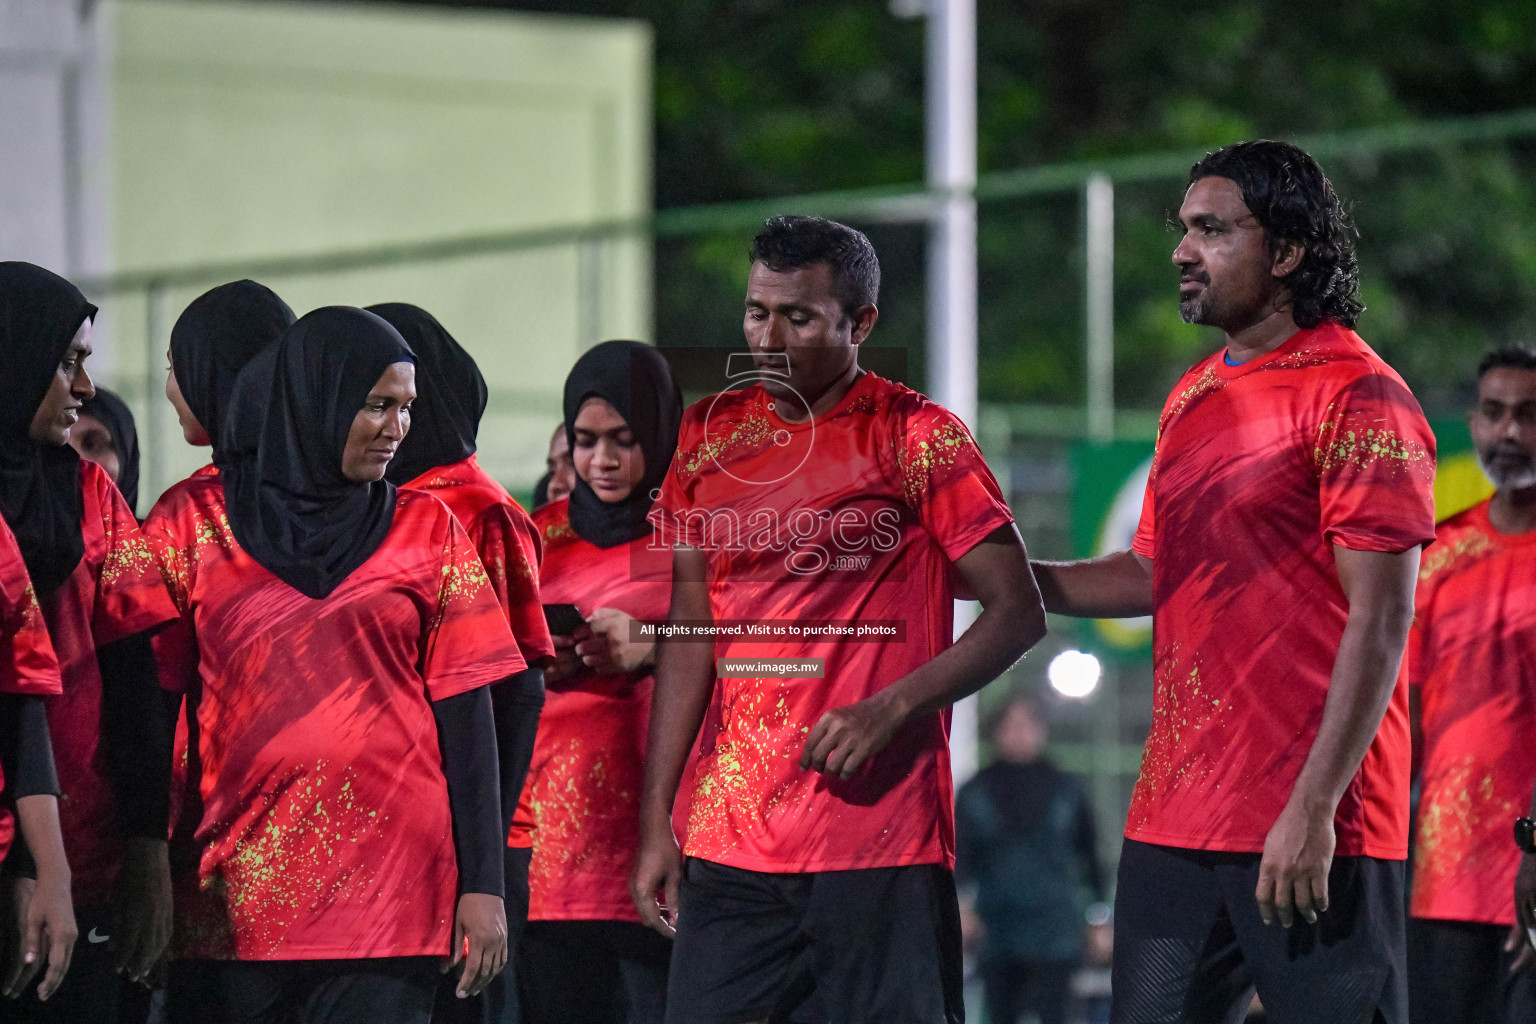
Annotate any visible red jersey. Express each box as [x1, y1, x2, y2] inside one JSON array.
[[144, 477, 524, 960], [37, 460, 177, 905], [1409, 500, 1536, 924], [0, 515, 64, 863], [1128, 323, 1436, 859], [523, 498, 670, 922], [648, 371, 1014, 873], [398, 456, 554, 666]]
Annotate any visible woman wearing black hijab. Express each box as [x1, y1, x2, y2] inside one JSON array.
[[163, 279, 296, 461], [140, 279, 295, 1021], [69, 387, 140, 514], [517, 340, 681, 1024], [142, 307, 524, 1024], [364, 303, 552, 1024], [0, 262, 180, 1023]]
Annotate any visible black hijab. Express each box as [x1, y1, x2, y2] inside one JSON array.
[[563, 340, 682, 549], [218, 306, 415, 599], [78, 387, 140, 512], [365, 303, 487, 486], [170, 280, 296, 458], [0, 262, 96, 594]]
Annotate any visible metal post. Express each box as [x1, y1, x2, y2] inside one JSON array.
[[927, 0, 977, 431], [1085, 173, 1114, 443], [919, 0, 981, 785]]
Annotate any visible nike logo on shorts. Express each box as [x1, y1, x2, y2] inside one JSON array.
[[87, 928, 109, 944]]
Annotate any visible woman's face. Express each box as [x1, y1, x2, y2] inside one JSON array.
[[68, 414, 120, 483], [341, 362, 416, 483], [165, 351, 211, 446], [545, 425, 576, 505], [572, 397, 644, 504], [29, 318, 95, 446]]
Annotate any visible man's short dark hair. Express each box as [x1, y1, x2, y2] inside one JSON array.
[[1478, 343, 1536, 380], [748, 215, 880, 318], [1189, 140, 1363, 330]]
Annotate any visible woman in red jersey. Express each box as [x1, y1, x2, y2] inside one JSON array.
[[0, 513, 73, 1006], [0, 263, 180, 1024], [145, 280, 295, 1021], [143, 307, 524, 1024], [365, 302, 553, 1024], [516, 340, 680, 1024]]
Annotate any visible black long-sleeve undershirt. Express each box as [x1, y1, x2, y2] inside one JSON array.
[[489, 667, 545, 837], [433, 684, 504, 899], [97, 630, 172, 840], [0, 693, 59, 877]]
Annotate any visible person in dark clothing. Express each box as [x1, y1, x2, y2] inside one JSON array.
[[956, 694, 1105, 1024], [69, 388, 139, 516]]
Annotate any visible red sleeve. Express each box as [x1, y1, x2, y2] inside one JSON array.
[[1131, 469, 1156, 559], [141, 498, 199, 695], [88, 465, 178, 645], [0, 517, 62, 697], [469, 504, 555, 664], [647, 408, 707, 547], [420, 513, 527, 701], [1313, 373, 1437, 553], [897, 401, 1014, 563]]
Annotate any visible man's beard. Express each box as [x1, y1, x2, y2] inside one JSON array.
[[1478, 443, 1536, 491], [1179, 295, 1210, 325]]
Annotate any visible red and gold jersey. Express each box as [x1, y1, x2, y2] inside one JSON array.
[[38, 460, 177, 905], [649, 371, 1014, 873], [523, 498, 670, 922], [1409, 500, 1536, 924], [0, 514, 64, 864], [143, 477, 524, 960], [1129, 322, 1436, 859], [398, 456, 554, 666]]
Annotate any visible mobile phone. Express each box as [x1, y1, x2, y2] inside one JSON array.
[[543, 603, 586, 637]]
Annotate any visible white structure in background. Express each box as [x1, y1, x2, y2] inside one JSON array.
[[1, 0, 652, 511], [0, 0, 110, 287], [895, 0, 983, 782]]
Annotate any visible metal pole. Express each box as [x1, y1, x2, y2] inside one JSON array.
[[1085, 173, 1114, 443], [927, 0, 977, 430], [920, 0, 981, 785]]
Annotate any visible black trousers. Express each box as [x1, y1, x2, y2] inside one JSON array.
[[1111, 839, 1406, 1024], [1407, 918, 1536, 1024], [0, 903, 121, 1024], [517, 920, 671, 1024], [982, 956, 1074, 1024], [165, 956, 437, 1024]]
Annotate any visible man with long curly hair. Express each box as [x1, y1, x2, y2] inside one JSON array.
[[1032, 141, 1437, 1023]]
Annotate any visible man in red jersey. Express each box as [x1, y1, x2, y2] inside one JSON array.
[[1420, 345, 1536, 1023], [631, 216, 1047, 1024], [1032, 142, 1435, 1024]]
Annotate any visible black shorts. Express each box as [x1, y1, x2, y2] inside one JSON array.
[[1406, 917, 1536, 1024], [1111, 839, 1406, 1024], [166, 956, 437, 1024], [0, 903, 121, 1024], [665, 858, 963, 1024]]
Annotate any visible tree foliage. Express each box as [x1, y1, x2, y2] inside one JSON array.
[[403, 0, 1536, 414]]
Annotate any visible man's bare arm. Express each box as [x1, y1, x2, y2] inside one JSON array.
[[800, 524, 1047, 779], [1031, 551, 1154, 618], [1255, 545, 1418, 928], [630, 546, 713, 936]]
